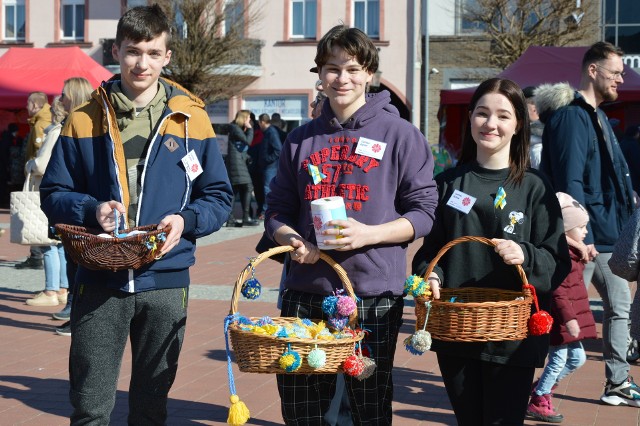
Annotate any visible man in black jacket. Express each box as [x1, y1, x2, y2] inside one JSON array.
[[258, 113, 282, 214], [539, 41, 639, 407]]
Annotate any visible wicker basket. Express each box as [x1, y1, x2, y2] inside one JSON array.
[[415, 236, 533, 342], [228, 245, 364, 374], [54, 223, 170, 272]]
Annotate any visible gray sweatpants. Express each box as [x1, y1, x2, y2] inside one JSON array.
[[69, 284, 188, 426]]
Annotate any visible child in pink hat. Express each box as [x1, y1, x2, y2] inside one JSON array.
[[527, 192, 597, 423]]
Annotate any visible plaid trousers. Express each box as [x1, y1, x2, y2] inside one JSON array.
[[277, 289, 404, 425]]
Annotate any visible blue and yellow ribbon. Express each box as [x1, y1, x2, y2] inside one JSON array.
[[494, 186, 507, 209], [308, 164, 327, 184]]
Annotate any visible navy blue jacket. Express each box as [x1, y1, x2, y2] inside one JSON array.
[[540, 92, 634, 251], [40, 78, 233, 292], [259, 125, 282, 169]]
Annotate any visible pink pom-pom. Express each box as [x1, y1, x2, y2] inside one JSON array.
[[343, 355, 364, 377], [528, 310, 553, 336], [336, 296, 357, 317]]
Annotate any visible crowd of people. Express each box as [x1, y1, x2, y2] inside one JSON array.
[[222, 110, 284, 227], [3, 3, 640, 425]]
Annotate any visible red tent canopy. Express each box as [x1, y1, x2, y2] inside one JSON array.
[[0, 46, 113, 110], [438, 46, 640, 157]]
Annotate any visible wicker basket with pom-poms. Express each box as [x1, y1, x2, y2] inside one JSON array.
[[226, 246, 364, 374], [415, 236, 551, 342]]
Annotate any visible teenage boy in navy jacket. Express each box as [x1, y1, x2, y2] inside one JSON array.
[[40, 5, 232, 424]]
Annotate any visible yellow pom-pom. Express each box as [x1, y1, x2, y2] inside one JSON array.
[[227, 394, 250, 426], [279, 353, 295, 369]]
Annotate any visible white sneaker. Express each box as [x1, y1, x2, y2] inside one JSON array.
[[600, 376, 640, 407]]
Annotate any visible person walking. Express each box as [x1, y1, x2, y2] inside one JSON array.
[[538, 41, 640, 406], [264, 25, 437, 425], [23, 97, 69, 307], [39, 5, 233, 424], [257, 113, 282, 215], [15, 91, 51, 270], [38, 77, 94, 331], [412, 77, 570, 425], [526, 192, 597, 423], [225, 110, 259, 227]]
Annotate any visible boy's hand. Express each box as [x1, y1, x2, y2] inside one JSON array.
[[96, 201, 126, 232], [289, 236, 320, 264], [157, 214, 184, 256], [324, 218, 372, 251]]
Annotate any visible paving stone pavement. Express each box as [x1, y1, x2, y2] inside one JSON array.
[[1, 208, 640, 425]]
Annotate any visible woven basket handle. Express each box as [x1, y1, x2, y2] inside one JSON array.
[[423, 236, 529, 291], [229, 245, 358, 322]]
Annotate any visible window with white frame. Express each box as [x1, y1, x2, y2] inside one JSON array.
[[61, 0, 85, 40], [291, 0, 316, 39], [3, 0, 25, 41], [459, 0, 487, 34], [224, 0, 244, 37], [603, 0, 640, 57], [353, 0, 379, 38]]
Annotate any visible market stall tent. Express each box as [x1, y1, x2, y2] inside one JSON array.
[[0, 46, 113, 110], [438, 46, 640, 158]]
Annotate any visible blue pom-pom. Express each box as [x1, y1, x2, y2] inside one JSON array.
[[300, 318, 314, 326], [276, 327, 291, 338], [236, 315, 253, 325], [322, 295, 338, 316], [328, 315, 349, 331], [241, 278, 262, 300], [256, 316, 273, 326]]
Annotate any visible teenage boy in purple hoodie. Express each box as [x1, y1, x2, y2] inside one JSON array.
[[264, 25, 438, 425]]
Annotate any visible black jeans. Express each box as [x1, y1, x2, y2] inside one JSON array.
[[437, 352, 535, 426]]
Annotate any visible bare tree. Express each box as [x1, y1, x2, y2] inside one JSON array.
[[463, 0, 598, 69], [155, 0, 263, 103]]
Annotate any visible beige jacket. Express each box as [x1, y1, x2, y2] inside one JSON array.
[[25, 103, 51, 161], [25, 122, 61, 190]]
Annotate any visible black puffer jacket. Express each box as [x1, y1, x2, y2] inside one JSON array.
[[224, 123, 253, 186]]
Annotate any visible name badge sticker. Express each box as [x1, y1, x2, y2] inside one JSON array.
[[355, 137, 387, 160], [446, 189, 476, 214], [181, 150, 203, 181]]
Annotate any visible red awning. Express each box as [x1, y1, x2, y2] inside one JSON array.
[[437, 46, 640, 157], [440, 46, 640, 106], [0, 46, 113, 109]]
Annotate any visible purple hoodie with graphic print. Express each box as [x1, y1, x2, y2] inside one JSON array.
[[265, 90, 437, 297]]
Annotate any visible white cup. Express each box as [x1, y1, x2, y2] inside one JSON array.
[[310, 196, 347, 250]]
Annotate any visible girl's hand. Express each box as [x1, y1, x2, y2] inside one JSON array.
[[427, 273, 441, 300], [491, 238, 524, 265]]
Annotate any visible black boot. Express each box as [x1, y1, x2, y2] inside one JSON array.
[[226, 214, 242, 227], [242, 215, 259, 226]]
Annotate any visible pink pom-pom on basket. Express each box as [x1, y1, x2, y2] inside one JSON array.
[[336, 296, 357, 317]]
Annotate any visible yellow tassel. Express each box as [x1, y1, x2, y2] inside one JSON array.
[[227, 394, 250, 426]]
